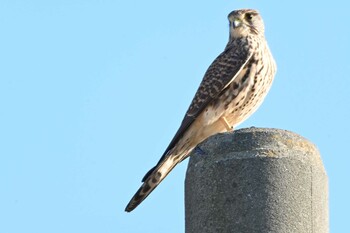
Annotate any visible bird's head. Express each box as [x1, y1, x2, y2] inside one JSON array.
[[228, 9, 265, 39]]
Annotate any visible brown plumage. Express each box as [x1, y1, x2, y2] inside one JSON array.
[[125, 9, 277, 212]]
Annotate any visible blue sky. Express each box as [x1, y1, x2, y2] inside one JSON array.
[[1, 1, 349, 232]]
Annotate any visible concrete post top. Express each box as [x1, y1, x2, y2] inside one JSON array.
[[188, 127, 324, 173], [185, 127, 328, 233]]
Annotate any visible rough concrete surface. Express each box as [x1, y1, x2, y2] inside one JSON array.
[[185, 127, 328, 233]]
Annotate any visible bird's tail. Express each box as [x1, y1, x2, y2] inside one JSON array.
[[125, 155, 179, 212]]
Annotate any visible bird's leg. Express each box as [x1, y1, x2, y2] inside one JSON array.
[[220, 117, 233, 132], [194, 146, 206, 155]]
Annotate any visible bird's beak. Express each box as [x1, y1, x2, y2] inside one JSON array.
[[232, 18, 242, 28]]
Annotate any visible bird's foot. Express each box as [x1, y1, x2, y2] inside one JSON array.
[[194, 146, 206, 155]]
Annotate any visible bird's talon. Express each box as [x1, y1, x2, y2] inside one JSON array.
[[194, 146, 206, 155]]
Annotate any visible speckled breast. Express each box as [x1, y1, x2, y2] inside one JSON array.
[[217, 45, 276, 128]]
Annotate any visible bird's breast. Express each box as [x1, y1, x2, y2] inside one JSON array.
[[201, 47, 275, 129]]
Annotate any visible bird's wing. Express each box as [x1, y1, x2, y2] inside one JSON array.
[[153, 45, 252, 168], [130, 45, 253, 212]]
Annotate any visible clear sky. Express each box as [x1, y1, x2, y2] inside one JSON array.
[[1, 1, 349, 232]]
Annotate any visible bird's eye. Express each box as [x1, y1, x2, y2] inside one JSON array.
[[245, 13, 253, 21]]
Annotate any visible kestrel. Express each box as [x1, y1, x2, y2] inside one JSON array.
[[125, 9, 277, 212]]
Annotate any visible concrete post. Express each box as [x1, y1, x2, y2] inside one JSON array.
[[185, 127, 328, 233]]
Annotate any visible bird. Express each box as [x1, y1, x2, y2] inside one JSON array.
[[125, 9, 277, 212]]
